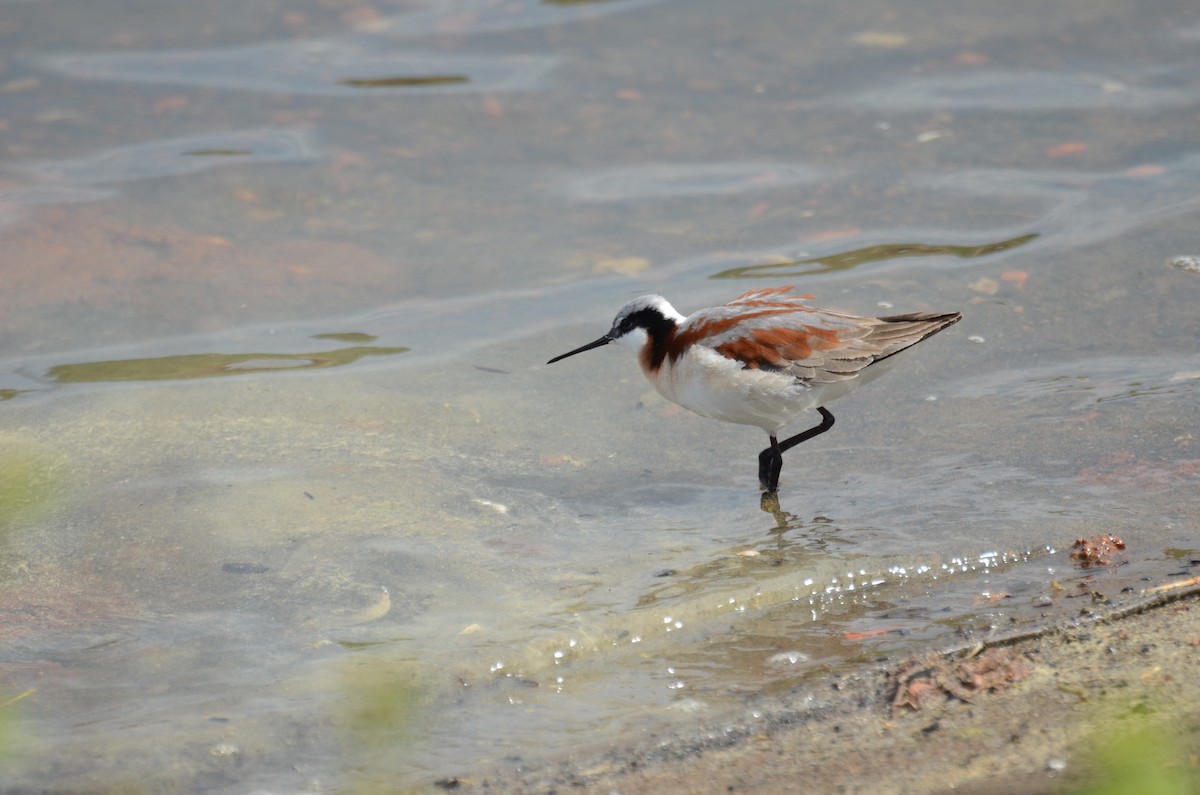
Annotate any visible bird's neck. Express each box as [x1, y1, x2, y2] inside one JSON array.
[[638, 315, 679, 374]]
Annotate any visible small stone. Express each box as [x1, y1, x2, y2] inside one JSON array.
[[852, 31, 910, 48]]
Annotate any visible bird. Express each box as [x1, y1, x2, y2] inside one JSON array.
[[547, 286, 961, 493]]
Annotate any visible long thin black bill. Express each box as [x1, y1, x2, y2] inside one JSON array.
[[546, 335, 612, 364]]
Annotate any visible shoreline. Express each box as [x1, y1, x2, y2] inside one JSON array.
[[458, 585, 1200, 794]]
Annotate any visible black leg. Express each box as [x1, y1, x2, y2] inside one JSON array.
[[757, 408, 835, 492], [758, 435, 784, 491], [778, 407, 835, 454]]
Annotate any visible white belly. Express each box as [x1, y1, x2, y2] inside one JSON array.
[[649, 346, 822, 434]]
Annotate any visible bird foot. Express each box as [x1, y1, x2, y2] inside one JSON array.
[[759, 490, 789, 526]]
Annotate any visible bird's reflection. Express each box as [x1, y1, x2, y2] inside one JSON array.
[[634, 496, 845, 608], [759, 490, 794, 530]]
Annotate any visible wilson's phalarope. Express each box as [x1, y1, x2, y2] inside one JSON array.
[[547, 286, 961, 493]]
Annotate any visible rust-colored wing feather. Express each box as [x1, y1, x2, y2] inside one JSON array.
[[672, 287, 960, 384]]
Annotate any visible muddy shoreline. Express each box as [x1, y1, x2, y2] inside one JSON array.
[[457, 586, 1200, 794]]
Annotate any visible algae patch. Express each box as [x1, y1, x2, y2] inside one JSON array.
[[46, 345, 408, 384], [0, 439, 65, 542]]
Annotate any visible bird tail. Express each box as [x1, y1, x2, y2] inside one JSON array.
[[869, 311, 962, 360]]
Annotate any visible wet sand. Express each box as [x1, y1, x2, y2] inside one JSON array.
[[462, 585, 1200, 794]]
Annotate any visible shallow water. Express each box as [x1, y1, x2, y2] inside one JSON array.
[[2, 0, 1199, 789]]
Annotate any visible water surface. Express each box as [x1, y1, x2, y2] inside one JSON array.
[[2, 0, 1199, 789]]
